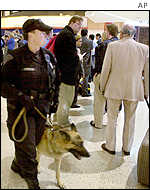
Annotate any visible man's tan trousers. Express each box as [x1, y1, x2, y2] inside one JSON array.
[[105, 98, 138, 152], [93, 73, 106, 128], [54, 82, 75, 126]]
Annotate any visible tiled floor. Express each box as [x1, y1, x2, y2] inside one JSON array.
[[1, 82, 149, 189]]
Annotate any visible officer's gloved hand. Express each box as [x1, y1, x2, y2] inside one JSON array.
[[18, 92, 35, 111]]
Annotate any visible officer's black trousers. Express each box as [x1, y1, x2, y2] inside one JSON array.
[[7, 107, 46, 178]]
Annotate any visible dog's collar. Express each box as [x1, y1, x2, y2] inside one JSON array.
[[45, 115, 73, 132], [45, 123, 72, 132]]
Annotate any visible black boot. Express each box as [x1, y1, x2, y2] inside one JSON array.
[[24, 177, 40, 189], [11, 159, 40, 189], [11, 159, 24, 178]]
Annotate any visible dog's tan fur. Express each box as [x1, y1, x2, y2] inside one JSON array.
[[36, 123, 90, 189]]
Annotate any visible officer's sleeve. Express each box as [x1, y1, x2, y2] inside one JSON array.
[[1, 54, 20, 99]]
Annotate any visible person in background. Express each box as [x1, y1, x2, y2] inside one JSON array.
[[71, 34, 83, 108], [45, 33, 57, 56], [53, 15, 83, 126], [102, 24, 121, 115], [43, 28, 53, 48], [13, 29, 22, 41], [100, 24, 149, 155], [18, 34, 28, 47], [1, 37, 5, 48], [101, 31, 107, 42], [89, 34, 98, 81], [1, 19, 56, 189], [3, 34, 9, 48], [1, 37, 5, 64], [2, 34, 9, 63], [96, 33, 102, 45], [6, 32, 16, 52], [80, 29, 93, 97], [90, 24, 119, 129]]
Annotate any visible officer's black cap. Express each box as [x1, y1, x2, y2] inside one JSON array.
[[22, 19, 53, 34]]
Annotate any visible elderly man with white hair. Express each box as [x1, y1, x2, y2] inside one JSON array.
[[100, 24, 149, 156]]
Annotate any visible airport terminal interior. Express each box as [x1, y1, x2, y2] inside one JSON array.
[[1, 85, 149, 189], [1, 11, 149, 189]]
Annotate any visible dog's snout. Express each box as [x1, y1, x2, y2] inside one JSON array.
[[81, 147, 90, 157], [84, 150, 90, 157], [87, 152, 90, 157]]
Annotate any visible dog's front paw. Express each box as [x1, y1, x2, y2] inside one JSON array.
[[57, 182, 66, 189]]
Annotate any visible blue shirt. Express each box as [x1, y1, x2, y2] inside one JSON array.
[[7, 38, 15, 50], [103, 37, 118, 45]]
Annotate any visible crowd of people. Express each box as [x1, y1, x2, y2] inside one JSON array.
[[1, 29, 27, 63], [1, 16, 149, 189]]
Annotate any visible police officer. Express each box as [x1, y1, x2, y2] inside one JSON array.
[[1, 19, 56, 189]]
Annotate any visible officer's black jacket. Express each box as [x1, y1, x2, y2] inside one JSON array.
[[1, 44, 58, 113]]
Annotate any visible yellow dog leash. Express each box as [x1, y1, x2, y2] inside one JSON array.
[[11, 105, 52, 143]]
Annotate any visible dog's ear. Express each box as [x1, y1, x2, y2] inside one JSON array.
[[70, 123, 77, 132], [59, 130, 70, 142]]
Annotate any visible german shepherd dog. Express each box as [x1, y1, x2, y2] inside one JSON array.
[[36, 123, 90, 189]]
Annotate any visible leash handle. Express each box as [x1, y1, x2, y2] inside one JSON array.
[[11, 107, 29, 143]]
